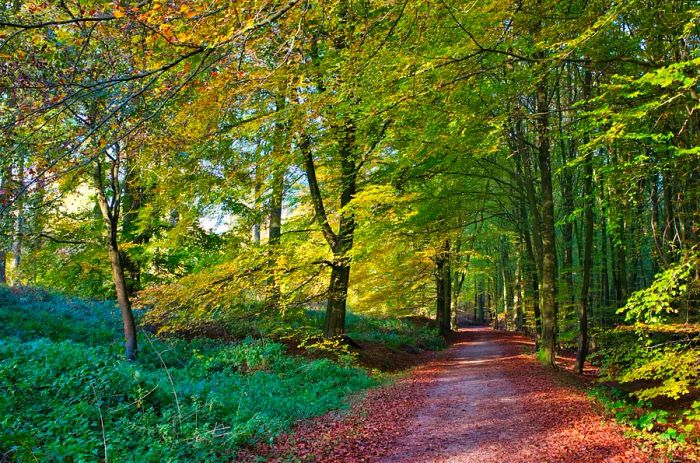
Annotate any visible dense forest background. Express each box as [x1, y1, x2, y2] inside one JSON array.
[[1, 0, 699, 460]]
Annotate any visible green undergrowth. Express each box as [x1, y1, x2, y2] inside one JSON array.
[[0, 287, 376, 462], [307, 310, 446, 351], [140, 290, 445, 356], [589, 386, 700, 456]]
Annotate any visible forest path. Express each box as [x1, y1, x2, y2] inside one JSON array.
[[381, 327, 652, 463], [241, 327, 660, 463]]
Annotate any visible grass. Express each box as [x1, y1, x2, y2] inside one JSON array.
[[0, 286, 377, 462]]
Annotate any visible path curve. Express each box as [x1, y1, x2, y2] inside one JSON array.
[[382, 327, 652, 463]]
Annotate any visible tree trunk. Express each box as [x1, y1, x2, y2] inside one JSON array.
[[301, 113, 357, 338], [500, 237, 513, 331], [267, 164, 284, 305], [536, 74, 558, 366], [650, 172, 665, 271], [474, 278, 479, 322], [452, 272, 465, 330], [576, 66, 593, 374], [0, 164, 8, 285], [441, 240, 452, 336], [93, 160, 138, 360], [253, 164, 262, 245], [557, 79, 575, 310], [477, 279, 485, 323], [325, 118, 357, 337], [486, 281, 492, 322], [266, 90, 289, 309], [11, 156, 24, 278], [108, 232, 137, 360], [0, 252, 6, 285], [613, 216, 628, 306], [325, 262, 350, 336], [436, 250, 447, 335], [514, 241, 524, 331], [600, 214, 610, 311]]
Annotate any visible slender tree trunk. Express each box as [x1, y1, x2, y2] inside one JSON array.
[[650, 172, 666, 267], [0, 166, 8, 285], [0, 252, 6, 285], [523, 236, 542, 341], [518, 179, 541, 339], [253, 165, 262, 244], [441, 240, 452, 336], [452, 272, 465, 329], [436, 252, 446, 333], [1, 48, 17, 286], [267, 165, 284, 301], [576, 66, 593, 374], [266, 91, 289, 309], [477, 279, 485, 323], [500, 237, 514, 331], [514, 241, 524, 331], [450, 237, 465, 330], [11, 156, 24, 278], [662, 176, 677, 253], [93, 160, 138, 360], [614, 216, 628, 306], [486, 281, 492, 322], [557, 80, 575, 310], [107, 230, 137, 360], [600, 214, 610, 311]]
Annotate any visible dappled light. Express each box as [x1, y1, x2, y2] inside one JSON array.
[[1, 0, 699, 461]]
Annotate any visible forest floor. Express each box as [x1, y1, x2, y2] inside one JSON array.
[[241, 327, 674, 463]]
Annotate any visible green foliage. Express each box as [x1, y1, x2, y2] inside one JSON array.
[[0, 288, 375, 462], [345, 313, 446, 351], [0, 286, 122, 345], [589, 387, 697, 452], [594, 324, 700, 402], [593, 253, 700, 402], [619, 259, 693, 325]]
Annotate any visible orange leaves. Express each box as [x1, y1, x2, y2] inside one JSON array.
[[179, 4, 198, 19], [26, 3, 46, 14], [158, 23, 176, 42]]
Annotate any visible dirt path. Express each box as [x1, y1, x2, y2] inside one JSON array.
[[382, 327, 652, 463], [241, 327, 661, 463]]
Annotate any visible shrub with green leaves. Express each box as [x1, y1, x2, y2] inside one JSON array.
[[593, 253, 699, 402]]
